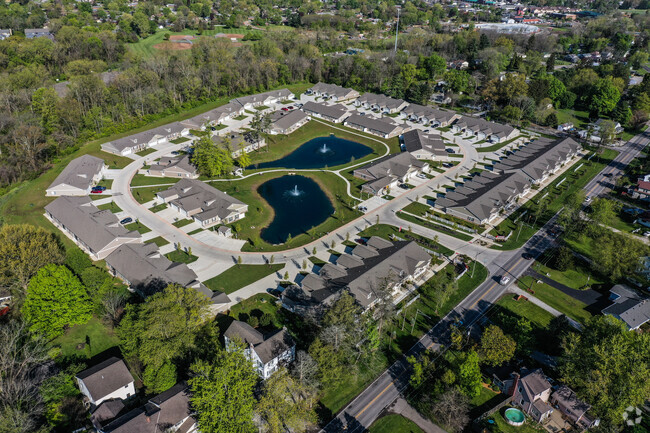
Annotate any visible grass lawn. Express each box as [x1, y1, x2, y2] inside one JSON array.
[[308, 256, 326, 266], [131, 174, 182, 187], [496, 295, 555, 328], [397, 211, 474, 241], [136, 148, 157, 157], [490, 148, 618, 250], [172, 219, 194, 228], [97, 179, 113, 189], [204, 264, 284, 294], [368, 415, 424, 433], [97, 201, 122, 213], [145, 236, 170, 247], [209, 171, 363, 252], [234, 114, 248, 121], [170, 137, 191, 144], [132, 185, 172, 204], [556, 108, 591, 129], [149, 203, 167, 212], [227, 293, 283, 327], [165, 249, 198, 264], [246, 119, 398, 170], [358, 224, 454, 257], [187, 228, 204, 235], [51, 317, 120, 360], [532, 261, 604, 290], [124, 221, 152, 234], [476, 136, 525, 153], [517, 276, 592, 324]]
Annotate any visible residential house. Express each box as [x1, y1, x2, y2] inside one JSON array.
[[451, 116, 519, 143], [211, 132, 266, 158], [147, 155, 198, 179], [557, 122, 574, 132], [156, 179, 248, 228], [99, 383, 197, 433], [354, 93, 409, 114], [401, 104, 461, 127], [510, 368, 554, 423], [0, 29, 12, 40], [343, 113, 406, 138], [353, 152, 428, 196], [282, 237, 431, 316], [307, 82, 360, 101], [601, 285, 650, 330], [45, 196, 141, 260], [402, 129, 447, 160], [224, 321, 295, 379], [46, 155, 107, 196], [76, 357, 135, 408], [267, 109, 310, 135], [629, 175, 650, 200], [593, 118, 624, 134], [104, 243, 230, 307], [187, 101, 245, 128], [301, 101, 350, 123], [230, 88, 294, 110], [550, 385, 599, 429], [449, 60, 469, 69], [25, 28, 53, 39], [102, 122, 190, 156], [91, 400, 126, 431]]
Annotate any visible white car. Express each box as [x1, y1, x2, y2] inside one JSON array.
[[499, 275, 511, 286]]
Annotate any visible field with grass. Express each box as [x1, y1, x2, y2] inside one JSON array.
[[496, 295, 555, 328], [490, 148, 618, 250], [131, 174, 181, 187], [124, 221, 151, 234], [517, 276, 592, 324], [368, 415, 424, 433], [556, 108, 591, 129], [532, 260, 605, 290], [51, 317, 120, 361], [476, 136, 526, 153], [204, 264, 284, 294]]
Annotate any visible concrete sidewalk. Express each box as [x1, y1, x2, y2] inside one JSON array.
[[388, 398, 447, 433]]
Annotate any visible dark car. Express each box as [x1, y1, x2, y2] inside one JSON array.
[[603, 172, 613, 178], [287, 106, 294, 110], [120, 217, 133, 225], [522, 252, 533, 260], [92, 186, 106, 191]]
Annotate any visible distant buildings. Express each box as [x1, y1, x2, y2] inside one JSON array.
[[45, 196, 141, 260], [156, 179, 248, 228], [451, 115, 519, 143], [307, 82, 360, 102], [282, 237, 431, 315], [354, 93, 409, 114], [102, 122, 192, 156], [46, 155, 106, 196], [343, 113, 406, 138], [0, 29, 12, 40], [402, 104, 460, 127], [353, 152, 428, 196], [230, 88, 294, 110], [25, 28, 53, 39], [224, 320, 295, 379]]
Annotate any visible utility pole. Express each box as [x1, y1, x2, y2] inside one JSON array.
[[394, 6, 401, 54]]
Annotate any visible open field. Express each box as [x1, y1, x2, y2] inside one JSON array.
[[496, 294, 555, 328], [51, 317, 120, 361]]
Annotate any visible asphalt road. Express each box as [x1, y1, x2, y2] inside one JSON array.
[[583, 126, 650, 198], [322, 126, 650, 433]]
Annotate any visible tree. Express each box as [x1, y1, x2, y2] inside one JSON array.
[[479, 325, 516, 366], [554, 246, 575, 272], [189, 347, 257, 433], [589, 78, 621, 116], [456, 350, 482, 398], [118, 284, 210, 371], [256, 368, 317, 433], [591, 231, 648, 280], [143, 360, 177, 394], [560, 316, 650, 424], [64, 248, 92, 276], [590, 198, 617, 227], [0, 224, 64, 293], [598, 119, 618, 146], [249, 111, 271, 148], [23, 264, 92, 338], [237, 152, 251, 169], [431, 388, 470, 433], [292, 351, 319, 389], [192, 135, 233, 177], [546, 53, 555, 73]]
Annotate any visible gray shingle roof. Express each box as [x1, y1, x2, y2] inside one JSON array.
[[302, 101, 349, 120], [47, 155, 105, 193], [45, 196, 140, 253], [309, 82, 359, 99], [158, 179, 247, 222], [345, 113, 403, 135], [356, 93, 408, 111], [76, 357, 133, 402], [231, 88, 293, 107], [402, 129, 446, 155], [269, 109, 309, 131], [224, 320, 295, 364], [602, 285, 650, 329], [453, 115, 517, 139]]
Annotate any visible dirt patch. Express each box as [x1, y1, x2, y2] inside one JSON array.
[[153, 42, 193, 51], [217, 33, 245, 39], [169, 35, 196, 41]]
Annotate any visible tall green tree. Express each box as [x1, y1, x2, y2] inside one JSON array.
[[560, 316, 650, 424], [456, 350, 482, 398], [189, 346, 257, 433], [589, 78, 621, 116], [479, 325, 516, 366], [192, 135, 233, 177], [23, 264, 92, 338]]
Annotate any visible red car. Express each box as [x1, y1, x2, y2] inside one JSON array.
[[281, 107, 289, 112]]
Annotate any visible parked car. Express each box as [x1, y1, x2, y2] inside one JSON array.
[[287, 106, 294, 110], [355, 238, 367, 245], [499, 275, 511, 286], [522, 253, 533, 260], [90, 189, 102, 194], [120, 217, 133, 225], [442, 162, 452, 168], [92, 185, 106, 191], [446, 148, 455, 153], [417, 174, 427, 179], [584, 196, 592, 204], [281, 107, 289, 112], [399, 184, 409, 189], [423, 129, 430, 133]]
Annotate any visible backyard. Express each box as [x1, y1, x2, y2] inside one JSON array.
[[51, 317, 121, 361]]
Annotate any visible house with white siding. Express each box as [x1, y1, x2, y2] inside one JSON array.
[[46, 155, 106, 196]]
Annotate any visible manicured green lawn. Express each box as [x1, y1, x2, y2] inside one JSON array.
[[204, 264, 284, 294], [172, 219, 194, 228], [556, 108, 590, 129], [476, 136, 525, 153], [149, 203, 168, 213], [145, 236, 170, 247], [485, 409, 547, 433], [358, 224, 454, 256], [90, 151, 134, 169], [51, 317, 120, 360], [97, 179, 113, 189], [132, 185, 171, 204], [517, 276, 592, 324], [131, 174, 182, 187], [368, 415, 424, 433], [532, 261, 604, 290], [97, 201, 122, 213], [170, 137, 191, 144], [403, 201, 430, 215], [227, 293, 283, 327], [496, 295, 555, 328], [124, 221, 152, 234], [397, 211, 474, 241], [187, 228, 204, 235], [165, 249, 198, 264], [136, 148, 157, 156]]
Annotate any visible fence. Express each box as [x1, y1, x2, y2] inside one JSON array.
[[425, 213, 478, 234], [472, 395, 514, 432], [396, 294, 421, 316]]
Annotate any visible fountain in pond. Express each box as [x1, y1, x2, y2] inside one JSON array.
[[319, 143, 329, 154], [287, 185, 302, 197]]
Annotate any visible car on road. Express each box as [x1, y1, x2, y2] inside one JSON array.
[[424, 129, 430, 133], [417, 174, 427, 179], [442, 162, 453, 168], [357, 205, 368, 212], [120, 217, 133, 225], [499, 275, 511, 286], [522, 252, 533, 260], [603, 173, 613, 178], [584, 196, 592, 204]]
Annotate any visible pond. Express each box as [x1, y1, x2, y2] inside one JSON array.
[[253, 135, 373, 170], [258, 175, 334, 244]]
